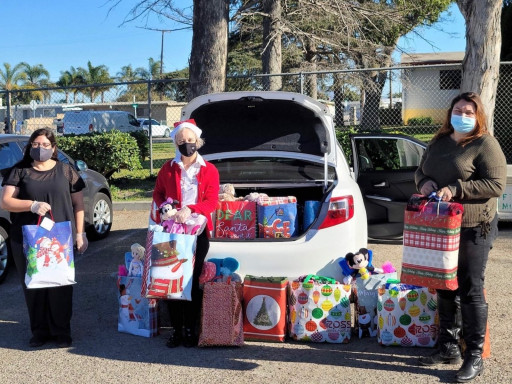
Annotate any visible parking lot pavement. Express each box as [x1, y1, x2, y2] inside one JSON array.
[[1, 209, 511, 384]]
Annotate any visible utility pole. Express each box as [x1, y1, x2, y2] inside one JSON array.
[[139, 26, 190, 78]]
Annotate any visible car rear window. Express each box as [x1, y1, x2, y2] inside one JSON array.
[[210, 157, 336, 183]]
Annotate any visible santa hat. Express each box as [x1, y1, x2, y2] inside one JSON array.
[[171, 118, 202, 141]]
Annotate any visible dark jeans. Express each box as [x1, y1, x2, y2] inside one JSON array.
[[11, 239, 73, 338], [167, 229, 209, 331], [437, 215, 498, 305]]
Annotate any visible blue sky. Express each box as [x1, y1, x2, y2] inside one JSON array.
[[0, 1, 465, 82]]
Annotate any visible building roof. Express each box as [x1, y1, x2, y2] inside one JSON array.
[[401, 52, 464, 65]]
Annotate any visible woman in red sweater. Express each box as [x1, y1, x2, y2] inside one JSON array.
[[152, 119, 219, 348]]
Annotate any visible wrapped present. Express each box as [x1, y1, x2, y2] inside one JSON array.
[[198, 280, 244, 347], [288, 275, 351, 343], [353, 273, 397, 339], [141, 230, 195, 300], [215, 200, 257, 239], [117, 276, 158, 337], [401, 194, 463, 290], [243, 276, 288, 342], [257, 196, 298, 238], [377, 282, 439, 347]]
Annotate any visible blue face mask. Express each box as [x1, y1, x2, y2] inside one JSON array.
[[451, 114, 476, 133]]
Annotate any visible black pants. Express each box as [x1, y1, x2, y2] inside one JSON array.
[[437, 215, 498, 305], [167, 229, 209, 331], [11, 239, 73, 339]]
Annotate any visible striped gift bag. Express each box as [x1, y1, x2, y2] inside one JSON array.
[[401, 194, 463, 290]]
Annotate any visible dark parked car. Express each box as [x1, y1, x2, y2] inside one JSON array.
[[0, 134, 113, 283]]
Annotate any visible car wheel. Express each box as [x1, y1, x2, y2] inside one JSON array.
[[0, 225, 11, 284], [164, 128, 170, 138], [87, 192, 113, 240]]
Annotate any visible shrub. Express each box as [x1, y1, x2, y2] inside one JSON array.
[[129, 130, 149, 161], [408, 116, 433, 126], [58, 130, 142, 179]]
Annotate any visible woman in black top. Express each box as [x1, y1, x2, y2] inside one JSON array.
[[0, 128, 88, 348]]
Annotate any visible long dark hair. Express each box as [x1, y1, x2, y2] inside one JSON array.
[[431, 92, 488, 146], [18, 128, 59, 167]]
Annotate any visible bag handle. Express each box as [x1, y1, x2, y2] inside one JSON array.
[[36, 210, 54, 225], [304, 274, 336, 284]]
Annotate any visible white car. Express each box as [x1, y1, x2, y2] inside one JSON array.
[[181, 91, 426, 280], [137, 118, 173, 138]]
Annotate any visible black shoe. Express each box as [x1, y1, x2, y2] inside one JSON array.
[[166, 328, 182, 348], [455, 354, 484, 382], [418, 344, 462, 366], [55, 335, 72, 348], [29, 335, 48, 348], [182, 328, 197, 348]]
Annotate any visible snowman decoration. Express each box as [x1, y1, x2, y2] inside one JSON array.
[[148, 239, 188, 298]]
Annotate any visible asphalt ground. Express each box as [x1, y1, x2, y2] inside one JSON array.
[[1, 204, 511, 384]]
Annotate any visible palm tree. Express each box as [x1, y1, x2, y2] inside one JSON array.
[[20, 62, 51, 103], [77, 61, 112, 102], [116, 65, 146, 102], [135, 58, 162, 80], [58, 67, 86, 103], [0, 62, 27, 132]]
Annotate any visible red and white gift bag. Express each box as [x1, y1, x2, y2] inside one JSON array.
[[401, 194, 463, 290], [243, 276, 288, 342]]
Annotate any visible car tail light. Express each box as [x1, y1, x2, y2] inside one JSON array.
[[89, 124, 94, 132], [318, 195, 354, 229]]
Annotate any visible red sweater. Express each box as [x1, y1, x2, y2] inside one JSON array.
[[153, 159, 220, 231]]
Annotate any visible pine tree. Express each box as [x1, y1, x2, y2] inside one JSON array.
[[26, 247, 38, 277], [253, 297, 273, 326]]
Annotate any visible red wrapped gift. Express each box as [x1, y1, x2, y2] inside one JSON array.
[[214, 201, 257, 239], [401, 194, 463, 290]]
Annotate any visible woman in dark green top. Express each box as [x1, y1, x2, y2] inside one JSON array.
[[415, 92, 507, 382]]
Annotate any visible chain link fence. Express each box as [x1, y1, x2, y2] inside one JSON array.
[[2, 63, 512, 182]]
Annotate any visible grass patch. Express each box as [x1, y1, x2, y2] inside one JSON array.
[[110, 141, 175, 201]]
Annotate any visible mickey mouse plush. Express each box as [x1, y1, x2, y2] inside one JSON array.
[[339, 248, 383, 285]]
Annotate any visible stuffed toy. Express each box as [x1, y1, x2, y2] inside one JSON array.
[[159, 198, 179, 222], [339, 248, 395, 285], [243, 192, 269, 202], [219, 183, 243, 202], [128, 243, 145, 277], [208, 257, 242, 282]]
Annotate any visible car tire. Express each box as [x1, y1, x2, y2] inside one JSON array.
[[164, 129, 170, 138], [0, 225, 11, 284], [87, 192, 113, 240]]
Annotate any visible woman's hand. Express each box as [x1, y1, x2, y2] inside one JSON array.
[[420, 180, 438, 196], [30, 201, 51, 216], [174, 206, 191, 223], [436, 187, 453, 202], [76, 232, 88, 254]]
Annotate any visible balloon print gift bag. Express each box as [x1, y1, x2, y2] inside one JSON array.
[[289, 275, 351, 343], [377, 281, 439, 347]]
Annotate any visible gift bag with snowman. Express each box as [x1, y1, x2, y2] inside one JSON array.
[[377, 281, 439, 347], [141, 230, 196, 300], [288, 275, 351, 343], [117, 276, 158, 337]]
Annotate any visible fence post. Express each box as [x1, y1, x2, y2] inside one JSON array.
[[299, 72, 304, 94], [5, 90, 11, 134], [148, 80, 153, 175]]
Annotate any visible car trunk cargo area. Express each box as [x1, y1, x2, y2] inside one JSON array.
[[212, 183, 333, 240]]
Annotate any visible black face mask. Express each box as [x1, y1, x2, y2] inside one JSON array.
[[178, 142, 197, 157], [30, 146, 53, 162]]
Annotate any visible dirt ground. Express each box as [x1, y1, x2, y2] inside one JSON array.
[[1, 208, 511, 384]]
